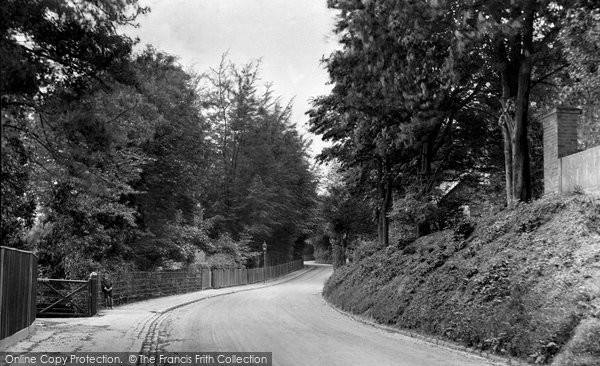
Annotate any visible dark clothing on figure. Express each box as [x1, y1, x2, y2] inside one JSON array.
[[102, 278, 113, 294], [102, 278, 113, 308]]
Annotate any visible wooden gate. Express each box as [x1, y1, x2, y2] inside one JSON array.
[[37, 274, 98, 317]]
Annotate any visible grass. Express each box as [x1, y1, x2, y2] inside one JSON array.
[[324, 194, 600, 365]]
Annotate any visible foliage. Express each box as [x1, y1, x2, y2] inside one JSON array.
[[311, 0, 599, 247], [324, 194, 600, 364], [205, 233, 256, 269], [311, 165, 376, 266], [552, 318, 600, 366], [310, 0, 508, 245], [0, 134, 36, 248], [309, 233, 333, 264], [1, 0, 152, 277], [452, 0, 600, 204], [313, 246, 332, 264], [1, 0, 147, 251], [132, 48, 210, 235], [390, 193, 441, 236], [452, 218, 476, 241], [320, 168, 374, 238], [1, 5, 318, 276], [199, 57, 318, 262], [555, 8, 600, 150], [351, 239, 379, 264]]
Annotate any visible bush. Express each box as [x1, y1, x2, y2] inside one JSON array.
[[207, 233, 256, 268], [390, 194, 441, 236], [205, 252, 238, 268], [453, 218, 476, 240], [352, 239, 379, 263], [314, 246, 332, 264], [552, 318, 600, 366], [323, 195, 600, 364]]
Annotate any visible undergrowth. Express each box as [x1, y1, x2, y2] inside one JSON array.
[[324, 194, 600, 365]]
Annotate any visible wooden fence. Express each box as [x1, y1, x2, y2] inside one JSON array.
[[100, 259, 304, 307], [100, 268, 211, 306], [211, 260, 304, 288], [211, 268, 248, 288], [266, 261, 303, 280], [0, 246, 37, 341]]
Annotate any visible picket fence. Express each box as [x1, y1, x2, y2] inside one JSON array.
[[100, 259, 303, 307]]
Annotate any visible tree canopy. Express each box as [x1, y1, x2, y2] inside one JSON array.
[[1, 3, 317, 277], [309, 0, 599, 248]]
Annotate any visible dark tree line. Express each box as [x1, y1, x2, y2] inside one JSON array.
[[309, 0, 599, 249], [1, 1, 317, 277]]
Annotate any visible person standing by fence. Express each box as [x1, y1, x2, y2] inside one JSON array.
[[101, 274, 113, 309]]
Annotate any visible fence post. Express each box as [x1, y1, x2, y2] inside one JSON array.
[[88, 272, 98, 316], [29, 255, 36, 328], [0, 248, 5, 340], [26, 255, 33, 326]]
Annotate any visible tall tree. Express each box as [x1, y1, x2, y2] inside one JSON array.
[[200, 58, 318, 262], [1, 0, 146, 253], [453, 0, 600, 204], [133, 48, 210, 233], [310, 0, 480, 246], [556, 6, 600, 150], [320, 166, 375, 267]]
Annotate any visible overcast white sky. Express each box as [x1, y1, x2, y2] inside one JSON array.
[[123, 0, 339, 157]]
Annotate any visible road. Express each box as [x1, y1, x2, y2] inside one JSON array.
[[154, 263, 497, 366]]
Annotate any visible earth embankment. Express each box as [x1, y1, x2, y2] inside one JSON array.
[[324, 195, 600, 365]]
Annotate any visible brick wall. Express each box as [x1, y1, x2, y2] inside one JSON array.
[[543, 106, 600, 195]]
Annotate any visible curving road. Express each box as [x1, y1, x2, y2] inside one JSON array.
[[155, 263, 498, 366]]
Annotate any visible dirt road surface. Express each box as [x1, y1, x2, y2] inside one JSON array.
[[6, 262, 503, 365], [154, 263, 498, 366]]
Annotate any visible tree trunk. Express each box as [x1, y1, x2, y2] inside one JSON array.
[[512, 6, 534, 203], [382, 178, 392, 247], [497, 5, 534, 205], [332, 237, 345, 269], [378, 157, 393, 247], [377, 209, 385, 246], [379, 202, 389, 247], [420, 140, 430, 175], [500, 118, 514, 207], [376, 207, 383, 245]]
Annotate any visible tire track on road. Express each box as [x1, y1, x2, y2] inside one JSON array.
[[137, 266, 316, 362]]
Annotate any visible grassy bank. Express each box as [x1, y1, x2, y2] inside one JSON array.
[[324, 194, 600, 365]]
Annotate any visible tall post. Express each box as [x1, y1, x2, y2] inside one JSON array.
[[88, 272, 98, 316], [27, 255, 33, 326], [262, 242, 267, 283]]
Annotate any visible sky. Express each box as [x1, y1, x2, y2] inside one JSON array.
[[123, 0, 339, 158]]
